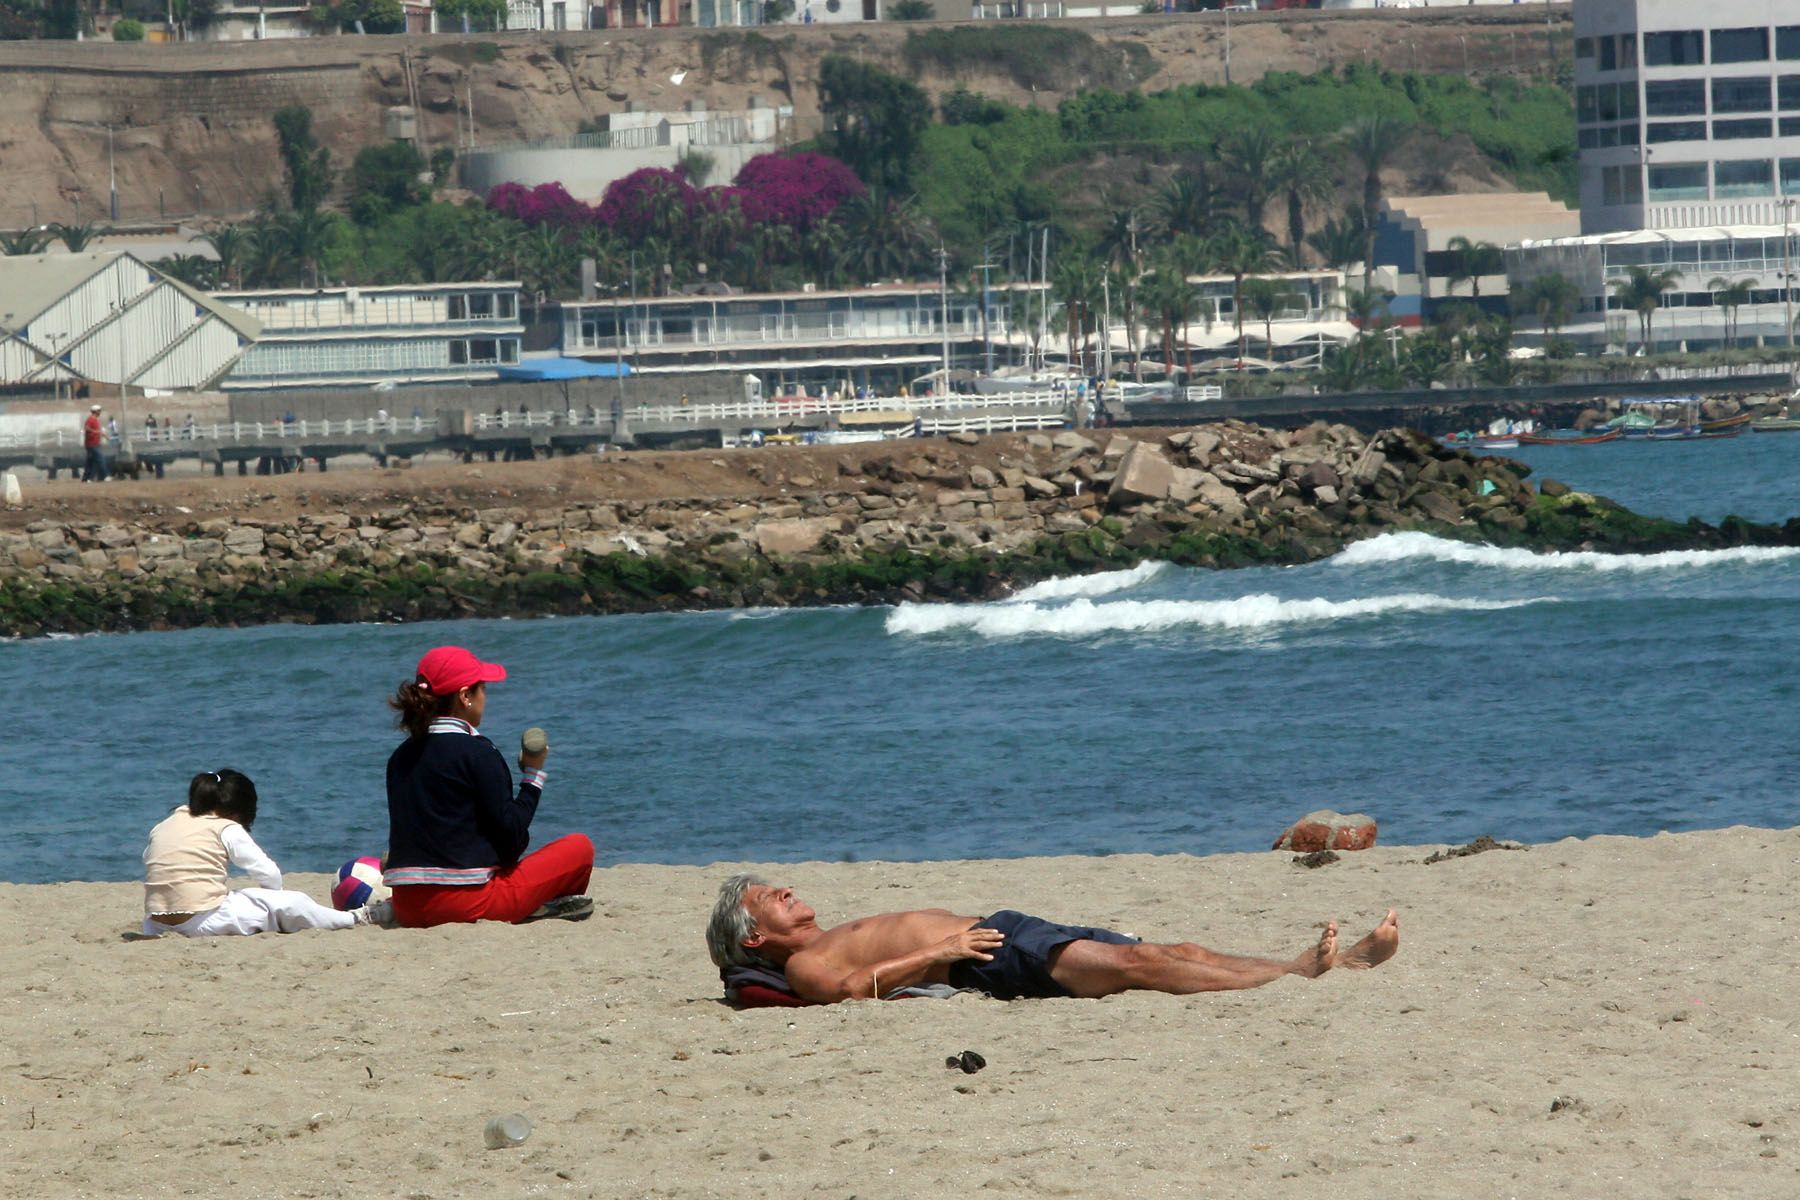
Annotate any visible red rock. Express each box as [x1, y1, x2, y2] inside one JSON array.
[[1273, 810, 1378, 853]]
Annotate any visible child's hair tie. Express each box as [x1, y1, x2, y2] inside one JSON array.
[[209, 771, 221, 782]]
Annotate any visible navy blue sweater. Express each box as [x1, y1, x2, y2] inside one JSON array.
[[385, 723, 543, 882]]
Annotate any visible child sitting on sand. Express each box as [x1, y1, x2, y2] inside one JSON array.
[[142, 769, 387, 937]]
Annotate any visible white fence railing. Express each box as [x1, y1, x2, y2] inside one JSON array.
[[628, 389, 1069, 426]]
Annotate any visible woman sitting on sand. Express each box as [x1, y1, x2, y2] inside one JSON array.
[[383, 645, 595, 928]]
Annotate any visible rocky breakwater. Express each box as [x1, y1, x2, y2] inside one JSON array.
[[4, 421, 1795, 639]]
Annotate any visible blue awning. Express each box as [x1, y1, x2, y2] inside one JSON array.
[[497, 358, 631, 381]]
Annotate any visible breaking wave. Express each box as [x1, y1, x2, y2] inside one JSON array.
[[1007, 561, 1171, 602], [886, 591, 1553, 639], [1333, 531, 1800, 573]]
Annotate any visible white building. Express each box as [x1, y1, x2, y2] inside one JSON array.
[[0, 251, 259, 394], [213, 282, 524, 391], [1576, 0, 1800, 233], [459, 99, 798, 202]]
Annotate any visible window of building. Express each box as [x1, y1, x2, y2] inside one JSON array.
[[1599, 37, 1617, 71], [1647, 120, 1708, 143], [500, 340, 520, 364], [1644, 30, 1704, 66], [446, 295, 466, 320], [1645, 79, 1705, 117], [496, 294, 517, 319], [1624, 167, 1644, 203], [1780, 75, 1800, 110], [1714, 118, 1773, 140], [1603, 166, 1623, 206], [1577, 85, 1599, 123], [1598, 126, 1619, 147], [1576, 36, 1594, 59], [1780, 27, 1800, 61], [1713, 76, 1772, 113], [1620, 84, 1639, 119], [1619, 34, 1637, 68], [1783, 158, 1800, 194], [1598, 84, 1620, 122], [1784, 117, 1800, 137], [468, 339, 499, 363], [1579, 127, 1600, 150], [449, 341, 468, 364], [1715, 159, 1775, 198], [1648, 163, 1709, 201], [1620, 121, 1641, 147], [468, 294, 494, 319], [1711, 28, 1769, 64]]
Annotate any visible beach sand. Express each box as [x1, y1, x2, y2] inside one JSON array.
[[5, 828, 1797, 1199]]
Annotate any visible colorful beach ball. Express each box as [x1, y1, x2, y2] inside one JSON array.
[[331, 855, 391, 912]]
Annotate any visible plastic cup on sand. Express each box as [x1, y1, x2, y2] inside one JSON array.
[[483, 1113, 532, 1149]]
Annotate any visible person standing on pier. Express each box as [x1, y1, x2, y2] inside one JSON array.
[[81, 405, 107, 482], [382, 646, 595, 928]]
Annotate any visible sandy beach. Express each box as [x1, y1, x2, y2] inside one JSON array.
[[5, 828, 1797, 1199]]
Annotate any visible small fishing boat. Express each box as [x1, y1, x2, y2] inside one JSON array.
[[1440, 432, 1520, 451], [1699, 410, 1756, 433], [1517, 428, 1622, 445]]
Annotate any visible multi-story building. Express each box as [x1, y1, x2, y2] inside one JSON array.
[[213, 282, 524, 392], [1576, 0, 1800, 233]]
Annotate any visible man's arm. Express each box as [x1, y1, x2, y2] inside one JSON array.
[[785, 926, 1005, 1003]]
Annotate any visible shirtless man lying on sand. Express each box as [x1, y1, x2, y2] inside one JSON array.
[[705, 874, 1400, 1003]]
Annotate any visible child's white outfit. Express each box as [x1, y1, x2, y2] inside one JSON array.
[[142, 805, 357, 937]]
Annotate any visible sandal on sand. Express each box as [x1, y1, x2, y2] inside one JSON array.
[[520, 895, 594, 923]]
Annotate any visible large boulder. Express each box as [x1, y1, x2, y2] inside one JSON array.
[[1108, 442, 1175, 507], [1273, 810, 1378, 853], [754, 518, 835, 556]]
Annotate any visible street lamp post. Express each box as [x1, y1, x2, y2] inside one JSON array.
[[1781, 196, 1797, 351]]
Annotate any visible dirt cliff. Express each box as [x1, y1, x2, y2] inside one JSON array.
[[0, 8, 1568, 228]]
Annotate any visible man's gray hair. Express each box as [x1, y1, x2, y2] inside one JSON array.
[[706, 872, 769, 970]]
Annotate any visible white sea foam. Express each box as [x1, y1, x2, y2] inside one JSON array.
[[886, 591, 1551, 639], [1333, 531, 1800, 573], [1007, 561, 1171, 603]]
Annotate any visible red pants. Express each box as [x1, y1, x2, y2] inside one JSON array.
[[391, 834, 595, 928]]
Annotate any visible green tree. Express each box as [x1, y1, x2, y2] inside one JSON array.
[[1342, 113, 1411, 289], [817, 55, 932, 193], [1443, 236, 1503, 304], [1268, 137, 1333, 267], [49, 221, 98, 251], [1611, 265, 1682, 353], [1053, 254, 1103, 374], [151, 253, 217, 289], [1400, 327, 1455, 388], [349, 141, 429, 226], [1705, 275, 1755, 348], [111, 16, 144, 39], [1240, 275, 1302, 362], [1514, 271, 1579, 341], [1154, 169, 1224, 241], [835, 189, 934, 282], [1306, 209, 1367, 274], [0, 228, 50, 255], [199, 225, 249, 290], [888, 0, 933, 17], [1219, 126, 1280, 236], [273, 106, 333, 214], [1206, 221, 1281, 362]]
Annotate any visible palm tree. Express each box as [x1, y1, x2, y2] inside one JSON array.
[[1053, 255, 1102, 375], [1444, 236, 1504, 305], [1705, 275, 1756, 348], [1612, 265, 1682, 353], [198, 225, 249, 290], [1268, 138, 1333, 268], [1306, 210, 1368, 275], [1334, 285, 1397, 346], [151, 253, 218, 290], [1342, 113, 1412, 289], [1515, 271, 1580, 341], [1207, 222, 1282, 362], [835, 189, 933, 283], [278, 208, 337, 288], [1139, 259, 1198, 380], [1220, 126, 1282, 236], [1240, 276, 1303, 363], [1155, 169, 1224, 241]]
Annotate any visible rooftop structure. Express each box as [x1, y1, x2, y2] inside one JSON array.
[[212, 282, 524, 392], [1377, 192, 1582, 319], [0, 251, 258, 394]]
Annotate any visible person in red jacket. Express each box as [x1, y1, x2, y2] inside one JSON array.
[[82, 404, 107, 482]]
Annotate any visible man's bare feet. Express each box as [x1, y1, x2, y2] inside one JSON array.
[[1292, 919, 1338, 978], [1334, 909, 1400, 970]]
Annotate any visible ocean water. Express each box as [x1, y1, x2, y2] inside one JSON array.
[[6, 433, 1800, 885]]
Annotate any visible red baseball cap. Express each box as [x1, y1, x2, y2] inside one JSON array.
[[415, 645, 506, 694]]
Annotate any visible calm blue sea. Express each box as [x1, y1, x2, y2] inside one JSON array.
[[7, 433, 1800, 885]]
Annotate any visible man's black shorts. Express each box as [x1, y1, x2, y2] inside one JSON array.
[[946, 910, 1138, 1000]]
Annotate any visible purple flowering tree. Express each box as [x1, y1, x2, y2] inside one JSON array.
[[731, 152, 865, 233], [485, 181, 596, 229]]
